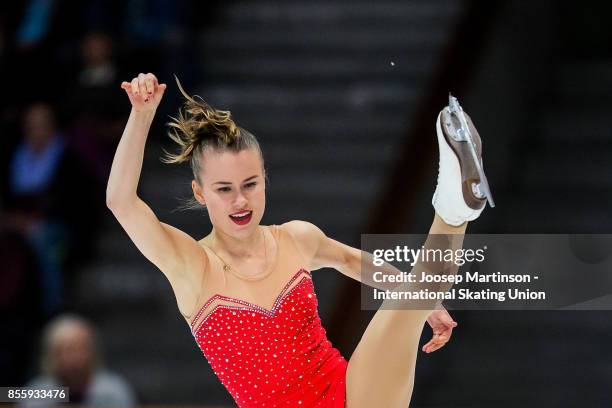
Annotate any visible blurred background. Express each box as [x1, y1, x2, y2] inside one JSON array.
[[1, 0, 611, 407]]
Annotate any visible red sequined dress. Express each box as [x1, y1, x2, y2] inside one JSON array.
[[187, 225, 348, 407]]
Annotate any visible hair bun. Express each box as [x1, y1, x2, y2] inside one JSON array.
[[162, 77, 240, 164]]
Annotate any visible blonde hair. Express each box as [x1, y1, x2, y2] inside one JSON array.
[[161, 77, 265, 211]]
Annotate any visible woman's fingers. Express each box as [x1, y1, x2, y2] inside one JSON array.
[[427, 343, 445, 353], [131, 78, 139, 96], [149, 73, 159, 87], [422, 332, 450, 353], [423, 341, 444, 353], [138, 73, 148, 100], [122, 73, 165, 108], [145, 74, 154, 95], [121, 82, 134, 99]]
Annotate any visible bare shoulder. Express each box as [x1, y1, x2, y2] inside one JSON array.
[[281, 220, 326, 266], [282, 220, 357, 272], [282, 220, 325, 241]]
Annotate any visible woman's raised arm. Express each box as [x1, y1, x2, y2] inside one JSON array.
[[106, 73, 206, 318]]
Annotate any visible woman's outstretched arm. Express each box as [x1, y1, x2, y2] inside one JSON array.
[[282, 216, 464, 290], [106, 73, 207, 319], [283, 217, 460, 352]]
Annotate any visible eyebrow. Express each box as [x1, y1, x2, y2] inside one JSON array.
[[212, 175, 259, 186]]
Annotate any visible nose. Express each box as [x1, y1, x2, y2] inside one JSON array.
[[234, 191, 248, 209]]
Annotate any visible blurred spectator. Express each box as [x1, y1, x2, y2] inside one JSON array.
[[64, 31, 127, 184], [0, 102, 102, 316], [78, 31, 117, 88], [21, 314, 137, 408]]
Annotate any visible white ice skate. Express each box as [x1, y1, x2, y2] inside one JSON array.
[[432, 94, 495, 226]]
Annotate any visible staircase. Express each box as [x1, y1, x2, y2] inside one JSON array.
[[76, 1, 464, 405]]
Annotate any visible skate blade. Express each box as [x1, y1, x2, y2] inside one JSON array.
[[441, 94, 495, 208]]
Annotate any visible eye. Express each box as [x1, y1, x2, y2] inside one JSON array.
[[217, 187, 231, 193], [245, 182, 257, 189]]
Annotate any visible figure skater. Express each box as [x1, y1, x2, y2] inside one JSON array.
[[106, 73, 493, 407]]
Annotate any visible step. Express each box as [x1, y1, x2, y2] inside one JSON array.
[[216, 0, 460, 26], [498, 191, 612, 233], [539, 107, 612, 144], [519, 147, 612, 190], [556, 60, 612, 97], [99, 314, 196, 357], [267, 170, 383, 207], [201, 27, 451, 53], [238, 112, 410, 139], [74, 261, 168, 310], [107, 358, 231, 405], [265, 142, 398, 170], [197, 82, 422, 113], [202, 53, 437, 81]]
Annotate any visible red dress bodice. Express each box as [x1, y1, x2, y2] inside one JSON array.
[[188, 227, 348, 408]]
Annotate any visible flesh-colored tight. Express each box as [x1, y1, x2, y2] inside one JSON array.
[[345, 213, 467, 407]]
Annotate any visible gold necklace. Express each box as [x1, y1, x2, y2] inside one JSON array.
[[210, 227, 271, 281]]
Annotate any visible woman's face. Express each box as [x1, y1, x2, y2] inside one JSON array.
[[197, 148, 266, 239]]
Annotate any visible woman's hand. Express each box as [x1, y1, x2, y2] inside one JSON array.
[[422, 309, 458, 353], [121, 73, 167, 112]]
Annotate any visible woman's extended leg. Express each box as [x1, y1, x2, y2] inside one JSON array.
[[345, 96, 492, 407], [345, 213, 466, 408]]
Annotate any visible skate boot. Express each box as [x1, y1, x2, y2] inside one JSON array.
[[432, 94, 495, 226]]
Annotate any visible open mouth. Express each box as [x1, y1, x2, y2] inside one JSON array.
[[229, 210, 253, 225]]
